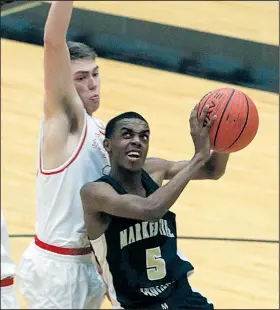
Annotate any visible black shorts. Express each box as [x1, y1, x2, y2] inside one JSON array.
[[163, 274, 214, 310], [125, 275, 214, 310]]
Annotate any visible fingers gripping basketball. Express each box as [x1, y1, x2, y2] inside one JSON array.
[[189, 104, 217, 159]]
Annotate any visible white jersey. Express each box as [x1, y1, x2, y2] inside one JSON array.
[[1, 209, 16, 280], [36, 111, 110, 248]]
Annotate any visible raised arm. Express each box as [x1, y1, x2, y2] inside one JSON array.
[[144, 151, 229, 186], [81, 153, 207, 222], [43, 1, 84, 128], [144, 103, 229, 185], [81, 105, 217, 221]]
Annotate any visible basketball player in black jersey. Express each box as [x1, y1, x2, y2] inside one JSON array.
[[81, 105, 227, 309]]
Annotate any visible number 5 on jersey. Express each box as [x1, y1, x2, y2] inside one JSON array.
[[146, 247, 167, 281]]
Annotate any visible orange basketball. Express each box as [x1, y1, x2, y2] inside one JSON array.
[[197, 87, 259, 153]]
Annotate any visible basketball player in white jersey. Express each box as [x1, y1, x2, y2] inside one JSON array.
[[16, 1, 229, 308], [16, 1, 108, 309], [1, 209, 20, 309]]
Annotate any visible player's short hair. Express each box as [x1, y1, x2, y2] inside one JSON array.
[[105, 112, 148, 139], [67, 41, 97, 61]]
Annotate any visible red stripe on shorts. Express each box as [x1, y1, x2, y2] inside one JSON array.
[[35, 235, 92, 255], [1, 277, 14, 287]]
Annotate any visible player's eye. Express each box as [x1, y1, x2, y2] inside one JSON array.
[[76, 76, 86, 81], [123, 133, 132, 138], [142, 135, 149, 141]]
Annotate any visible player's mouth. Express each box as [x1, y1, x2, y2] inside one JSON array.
[[89, 95, 99, 101], [126, 150, 141, 162]]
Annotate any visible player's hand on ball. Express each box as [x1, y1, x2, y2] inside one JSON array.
[[189, 104, 217, 160]]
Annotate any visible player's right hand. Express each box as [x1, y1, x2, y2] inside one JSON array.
[[189, 104, 217, 160]]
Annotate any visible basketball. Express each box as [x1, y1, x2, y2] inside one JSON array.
[[197, 87, 259, 153]]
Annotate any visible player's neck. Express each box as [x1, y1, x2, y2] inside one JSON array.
[[110, 167, 144, 195]]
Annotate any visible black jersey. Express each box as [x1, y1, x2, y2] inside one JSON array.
[[92, 170, 194, 308]]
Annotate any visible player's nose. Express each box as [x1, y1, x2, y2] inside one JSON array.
[[131, 135, 142, 147], [88, 76, 97, 90]]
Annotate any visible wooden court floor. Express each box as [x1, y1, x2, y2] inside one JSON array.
[[71, 0, 278, 45], [1, 37, 278, 309]]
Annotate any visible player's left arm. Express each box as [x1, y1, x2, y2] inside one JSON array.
[[144, 152, 229, 186]]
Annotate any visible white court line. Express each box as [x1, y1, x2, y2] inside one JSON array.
[[1, 1, 42, 17]]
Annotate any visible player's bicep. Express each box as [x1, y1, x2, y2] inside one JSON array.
[[164, 160, 216, 180], [145, 157, 208, 181], [145, 157, 220, 181], [162, 160, 210, 180], [43, 42, 84, 125], [144, 158, 170, 186], [80, 183, 155, 221]]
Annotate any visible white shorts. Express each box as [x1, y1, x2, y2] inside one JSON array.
[[16, 241, 106, 309], [1, 285, 20, 309]]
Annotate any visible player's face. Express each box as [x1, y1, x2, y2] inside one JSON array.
[[71, 59, 100, 116], [110, 119, 150, 172]]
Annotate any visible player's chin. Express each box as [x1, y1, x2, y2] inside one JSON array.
[[124, 159, 143, 172], [86, 101, 100, 115], [129, 166, 142, 172]]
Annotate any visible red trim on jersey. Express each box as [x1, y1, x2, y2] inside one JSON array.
[[102, 165, 111, 175], [34, 235, 92, 255], [99, 130, 105, 136], [1, 277, 14, 287], [89, 242, 103, 275], [39, 124, 88, 175], [89, 240, 110, 296]]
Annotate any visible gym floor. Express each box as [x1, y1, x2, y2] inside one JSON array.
[[1, 1, 278, 309]]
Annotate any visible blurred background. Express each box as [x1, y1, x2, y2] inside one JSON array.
[[1, 1, 279, 309], [1, 1, 279, 93]]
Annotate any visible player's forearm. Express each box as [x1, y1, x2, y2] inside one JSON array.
[[203, 151, 229, 179], [44, 1, 74, 44], [146, 154, 206, 220]]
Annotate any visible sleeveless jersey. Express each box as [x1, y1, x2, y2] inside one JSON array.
[[90, 170, 194, 308], [36, 111, 110, 248], [1, 209, 16, 279]]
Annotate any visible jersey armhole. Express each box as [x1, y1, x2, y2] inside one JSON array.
[[39, 111, 88, 175]]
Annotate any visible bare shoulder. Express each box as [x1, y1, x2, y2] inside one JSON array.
[[80, 181, 116, 201], [144, 157, 168, 187], [81, 181, 108, 196], [144, 157, 167, 172], [80, 181, 119, 213]]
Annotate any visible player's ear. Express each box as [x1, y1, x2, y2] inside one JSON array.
[[103, 138, 111, 153]]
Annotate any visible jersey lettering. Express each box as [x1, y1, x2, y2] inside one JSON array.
[[120, 219, 175, 249]]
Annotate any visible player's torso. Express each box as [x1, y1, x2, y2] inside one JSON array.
[[90, 173, 193, 307], [36, 113, 110, 247], [104, 213, 193, 307]]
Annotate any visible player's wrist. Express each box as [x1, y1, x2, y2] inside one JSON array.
[[191, 152, 209, 165]]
